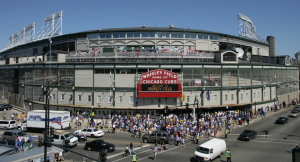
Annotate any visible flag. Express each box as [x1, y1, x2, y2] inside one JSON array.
[[181, 91, 186, 102], [92, 51, 95, 57], [206, 91, 210, 101], [209, 72, 212, 81], [109, 71, 112, 82], [35, 53, 37, 59], [180, 51, 183, 58], [133, 91, 136, 103], [137, 51, 140, 58], [109, 90, 112, 102]]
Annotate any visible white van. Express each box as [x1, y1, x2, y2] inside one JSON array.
[[0, 120, 17, 129], [194, 138, 226, 162]]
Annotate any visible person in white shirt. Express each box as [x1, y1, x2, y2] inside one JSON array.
[[112, 123, 116, 133]]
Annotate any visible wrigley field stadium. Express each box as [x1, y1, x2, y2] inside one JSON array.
[[0, 12, 298, 118]]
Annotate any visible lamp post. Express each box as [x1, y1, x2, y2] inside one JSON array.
[[44, 37, 52, 161], [196, 100, 199, 130], [29, 102, 32, 111]]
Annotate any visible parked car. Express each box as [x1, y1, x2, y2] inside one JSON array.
[[2, 130, 31, 143], [84, 139, 115, 152], [0, 120, 16, 129], [238, 130, 257, 141], [0, 104, 12, 111], [275, 117, 289, 124], [288, 111, 299, 117], [142, 131, 170, 144], [293, 107, 300, 112], [74, 128, 104, 137]]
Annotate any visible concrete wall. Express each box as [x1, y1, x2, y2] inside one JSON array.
[[222, 90, 237, 104], [75, 69, 93, 87], [203, 90, 221, 106], [137, 97, 159, 108], [262, 87, 271, 101], [75, 89, 93, 107], [58, 89, 73, 105], [183, 90, 201, 107], [278, 91, 299, 105], [252, 88, 262, 102], [94, 90, 114, 107], [58, 54, 66, 63], [115, 74, 135, 87], [239, 89, 251, 104], [115, 91, 135, 108], [94, 74, 114, 87], [49, 88, 58, 104]]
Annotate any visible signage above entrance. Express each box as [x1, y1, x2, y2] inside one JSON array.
[[138, 69, 181, 97]]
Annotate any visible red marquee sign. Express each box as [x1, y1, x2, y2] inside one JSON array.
[[138, 69, 181, 97]]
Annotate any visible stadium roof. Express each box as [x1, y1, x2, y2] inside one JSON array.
[[76, 27, 269, 46]]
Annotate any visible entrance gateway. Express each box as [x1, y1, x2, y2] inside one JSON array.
[[138, 69, 181, 97]]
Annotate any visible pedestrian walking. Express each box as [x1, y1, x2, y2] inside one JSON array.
[[153, 145, 157, 160], [171, 134, 174, 145], [226, 149, 231, 162], [181, 136, 185, 147], [225, 129, 228, 139], [113, 123, 116, 133], [196, 133, 199, 144], [132, 153, 137, 162], [129, 142, 135, 155]]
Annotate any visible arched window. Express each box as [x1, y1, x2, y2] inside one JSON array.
[[223, 52, 236, 61]]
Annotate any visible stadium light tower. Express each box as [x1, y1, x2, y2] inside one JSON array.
[[237, 13, 268, 44]]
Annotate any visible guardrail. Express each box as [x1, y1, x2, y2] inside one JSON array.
[[66, 52, 215, 63]]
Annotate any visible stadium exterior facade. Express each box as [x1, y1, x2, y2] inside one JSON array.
[[0, 26, 298, 117]]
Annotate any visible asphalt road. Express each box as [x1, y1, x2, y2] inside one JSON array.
[[63, 108, 300, 162], [0, 108, 298, 162]]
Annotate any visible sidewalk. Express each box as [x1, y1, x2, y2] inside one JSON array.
[[214, 106, 293, 137]]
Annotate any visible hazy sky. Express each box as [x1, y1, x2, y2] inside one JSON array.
[[0, 0, 299, 58]]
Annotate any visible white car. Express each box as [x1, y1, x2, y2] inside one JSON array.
[[74, 128, 104, 137]]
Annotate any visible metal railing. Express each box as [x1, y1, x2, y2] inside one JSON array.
[[65, 52, 215, 63]]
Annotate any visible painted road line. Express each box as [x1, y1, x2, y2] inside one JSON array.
[[291, 123, 293, 125], [269, 134, 272, 137], [107, 144, 151, 159], [112, 142, 193, 162], [281, 128, 284, 130]]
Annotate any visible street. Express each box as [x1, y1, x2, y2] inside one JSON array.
[[0, 107, 298, 162]]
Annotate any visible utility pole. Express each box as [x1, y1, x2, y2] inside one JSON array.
[[196, 100, 199, 130]]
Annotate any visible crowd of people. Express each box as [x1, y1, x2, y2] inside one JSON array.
[[4, 112, 27, 121], [72, 100, 299, 140]]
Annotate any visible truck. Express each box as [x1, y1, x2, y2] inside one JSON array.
[[17, 110, 71, 131], [52, 130, 78, 147]]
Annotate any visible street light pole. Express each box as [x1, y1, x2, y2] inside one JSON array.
[[196, 101, 199, 130], [44, 37, 52, 161]]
